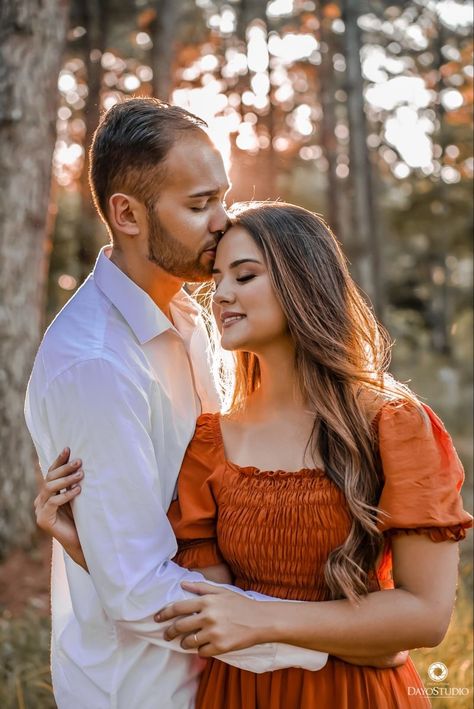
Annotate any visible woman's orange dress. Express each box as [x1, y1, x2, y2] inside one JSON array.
[[168, 401, 472, 709]]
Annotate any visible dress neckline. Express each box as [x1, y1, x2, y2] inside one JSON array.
[[210, 412, 326, 478]]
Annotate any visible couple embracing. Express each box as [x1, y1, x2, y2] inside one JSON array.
[[26, 98, 472, 709]]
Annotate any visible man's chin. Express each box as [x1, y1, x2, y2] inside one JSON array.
[[183, 271, 212, 284]]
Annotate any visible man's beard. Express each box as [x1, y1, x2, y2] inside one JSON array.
[[147, 206, 213, 282]]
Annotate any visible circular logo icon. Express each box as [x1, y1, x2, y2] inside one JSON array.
[[428, 662, 448, 682]]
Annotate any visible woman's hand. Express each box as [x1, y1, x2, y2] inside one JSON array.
[[156, 581, 265, 657], [34, 448, 87, 569]]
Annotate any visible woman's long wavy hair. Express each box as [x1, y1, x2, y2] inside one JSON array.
[[208, 201, 422, 604]]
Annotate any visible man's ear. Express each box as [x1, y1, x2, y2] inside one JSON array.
[[108, 193, 144, 236]]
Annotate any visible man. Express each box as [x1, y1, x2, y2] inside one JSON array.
[[25, 98, 326, 709]]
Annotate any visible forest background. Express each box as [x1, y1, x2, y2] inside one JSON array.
[[0, 0, 472, 707]]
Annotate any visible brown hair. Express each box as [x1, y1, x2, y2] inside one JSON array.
[[89, 97, 208, 230], [214, 201, 422, 603]]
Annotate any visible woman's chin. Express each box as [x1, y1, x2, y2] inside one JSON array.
[[220, 334, 248, 352]]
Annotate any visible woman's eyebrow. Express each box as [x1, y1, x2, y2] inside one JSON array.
[[212, 258, 261, 274]]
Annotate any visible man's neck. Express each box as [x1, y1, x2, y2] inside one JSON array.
[[109, 247, 183, 317]]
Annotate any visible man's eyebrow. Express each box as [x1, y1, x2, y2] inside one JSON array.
[[212, 258, 261, 274], [188, 183, 230, 198]]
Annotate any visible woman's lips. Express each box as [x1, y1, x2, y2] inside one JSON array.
[[221, 314, 246, 329]]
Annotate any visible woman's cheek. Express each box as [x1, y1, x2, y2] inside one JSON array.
[[212, 303, 223, 333]]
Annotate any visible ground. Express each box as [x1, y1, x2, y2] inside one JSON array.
[[0, 533, 51, 618]]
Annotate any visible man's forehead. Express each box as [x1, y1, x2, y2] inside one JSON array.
[[163, 137, 228, 191]]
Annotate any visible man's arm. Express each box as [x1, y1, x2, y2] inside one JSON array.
[[42, 357, 328, 672]]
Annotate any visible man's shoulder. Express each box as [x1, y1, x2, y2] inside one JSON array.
[[39, 277, 107, 367], [32, 277, 146, 391]]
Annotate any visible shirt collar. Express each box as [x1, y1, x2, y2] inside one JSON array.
[[93, 246, 203, 344]]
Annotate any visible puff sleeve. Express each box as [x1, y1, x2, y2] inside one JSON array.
[[167, 414, 225, 568], [376, 401, 473, 542]]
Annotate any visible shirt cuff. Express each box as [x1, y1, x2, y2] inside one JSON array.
[[219, 643, 328, 673]]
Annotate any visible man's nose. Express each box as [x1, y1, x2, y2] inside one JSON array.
[[209, 202, 230, 235]]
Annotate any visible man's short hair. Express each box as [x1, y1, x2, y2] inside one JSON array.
[[89, 98, 208, 228]]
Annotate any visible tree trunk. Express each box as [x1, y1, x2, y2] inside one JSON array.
[[317, 1, 344, 239], [76, 0, 107, 279], [0, 0, 69, 556], [342, 0, 383, 316], [151, 0, 178, 100]]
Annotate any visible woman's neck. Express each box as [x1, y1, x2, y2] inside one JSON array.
[[243, 339, 305, 418]]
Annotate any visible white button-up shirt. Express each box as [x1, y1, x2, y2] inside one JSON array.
[[25, 247, 327, 709]]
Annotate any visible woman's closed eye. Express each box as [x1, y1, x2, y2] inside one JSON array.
[[236, 274, 256, 283]]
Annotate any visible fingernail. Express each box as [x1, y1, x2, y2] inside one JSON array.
[[154, 613, 161, 622], [74, 470, 83, 477], [73, 459, 81, 466], [63, 447, 69, 455]]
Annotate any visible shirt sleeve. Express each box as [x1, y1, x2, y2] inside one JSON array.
[[43, 358, 328, 672], [377, 400, 473, 541]]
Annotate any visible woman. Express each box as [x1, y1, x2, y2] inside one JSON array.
[[37, 202, 472, 708]]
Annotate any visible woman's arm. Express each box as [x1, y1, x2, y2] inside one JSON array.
[[158, 533, 459, 658], [192, 564, 233, 584]]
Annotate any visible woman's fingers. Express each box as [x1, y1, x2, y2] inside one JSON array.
[[48, 487, 82, 507], [48, 447, 70, 473], [34, 485, 80, 513], [45, 466, 83, 494], [46, 457, 82, 483], [34, 486, 81, 530]]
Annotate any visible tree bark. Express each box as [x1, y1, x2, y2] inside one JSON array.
[[0, 0, 69, 556], [342, 0, 383, 315], [316, 1, 344, 239], [75, 0, 107, 279], [151, 0, 178, 101]]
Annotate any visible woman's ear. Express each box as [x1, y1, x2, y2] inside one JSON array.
[[108, 193, 144, 236]]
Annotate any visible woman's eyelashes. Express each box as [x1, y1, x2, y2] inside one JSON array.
[[212, 273, 256, 291]]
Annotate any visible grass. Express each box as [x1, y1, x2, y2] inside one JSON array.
[[0, 609, 55, 709]]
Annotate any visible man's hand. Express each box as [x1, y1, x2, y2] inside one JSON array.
[[156, 581, 410, 668], [34, 449, 87, 568], [156, 581, 263, 657]]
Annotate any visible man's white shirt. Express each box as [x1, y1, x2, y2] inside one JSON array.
[[25, 247, 327, 709]]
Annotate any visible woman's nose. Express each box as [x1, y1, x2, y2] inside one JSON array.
[[213, 283, 236, 305]]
